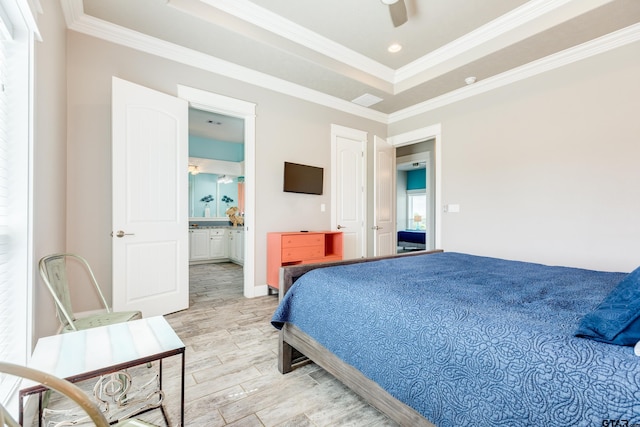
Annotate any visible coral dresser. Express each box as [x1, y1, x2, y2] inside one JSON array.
[[267, 231, 343, 291]]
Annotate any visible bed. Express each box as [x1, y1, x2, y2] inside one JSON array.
[[397, 230, 426, 250], [271, 251, 640, 426]]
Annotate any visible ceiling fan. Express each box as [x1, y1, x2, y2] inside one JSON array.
[[381, 0, 408, 27]]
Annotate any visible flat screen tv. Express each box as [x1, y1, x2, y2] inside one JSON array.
[[283, 162, 323, 195]]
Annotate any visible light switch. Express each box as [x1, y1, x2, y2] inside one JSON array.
[[445, 204, 460, 213], [320, 203, 326, 212]]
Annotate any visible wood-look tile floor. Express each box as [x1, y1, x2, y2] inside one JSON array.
[[125, 262, 397, 426]]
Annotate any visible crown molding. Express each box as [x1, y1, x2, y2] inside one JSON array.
[[389, 23, 640, 123], [394, 0, 615, 91], [60, 0, 83, 27], [192, 0, 614, 94], [64, 4, 389, 124], [196, 0, 396, 83], [61, 0, 637, 125]]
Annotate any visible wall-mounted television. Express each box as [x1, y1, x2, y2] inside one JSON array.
[[283, 162, 324, 195]]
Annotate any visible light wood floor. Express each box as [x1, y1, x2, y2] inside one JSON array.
[[128, 262, 397, 426]]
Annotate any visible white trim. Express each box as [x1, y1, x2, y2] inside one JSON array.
[[61, 1, 639, 124], [13, 0, 40, 40], [0, 0, 36, 412], [180, 0, 613, 92], [0, 6, 13, 40], [194, 0, 395, 83], [389, 125, 442, 249], [179, 85, 255, 117], [330, 124, 369, 142], [389, 23, 640, 123], [177, 85, 261, 298], [394, 0, 613, 88], [66, 9, 387, 124], [60, 0, 83, 26], [25, 10, 35, 374]]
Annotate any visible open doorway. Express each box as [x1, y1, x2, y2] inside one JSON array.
[[395, 139, 436, 253], [178, 85, 257, 298], [187, 108, 246, 277]]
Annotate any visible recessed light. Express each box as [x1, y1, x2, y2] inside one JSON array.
[[388, 43, 402, 53], [465, 76, 477, 85]]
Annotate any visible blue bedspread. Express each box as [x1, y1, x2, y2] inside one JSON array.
[[272, 252, 640, 426]]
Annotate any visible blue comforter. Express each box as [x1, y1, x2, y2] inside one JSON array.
[[272, 252, 640, 426]]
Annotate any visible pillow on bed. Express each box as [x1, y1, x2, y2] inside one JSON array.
[[575, 265, 640, 346]]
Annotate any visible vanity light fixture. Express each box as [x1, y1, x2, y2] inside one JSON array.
[[188, 165, 200, 175], [217, 174, 233, 184]]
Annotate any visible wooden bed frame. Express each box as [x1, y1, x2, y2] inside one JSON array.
[[277, 249, 443, 427]]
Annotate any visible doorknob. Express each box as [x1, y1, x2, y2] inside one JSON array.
[[112, 230, 135, 238], [337, 225, 347, 229], [371, 225, 382, 230]]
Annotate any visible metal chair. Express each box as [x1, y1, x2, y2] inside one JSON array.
[[38, 253, 142, 333], [0, 361, 157, 427]]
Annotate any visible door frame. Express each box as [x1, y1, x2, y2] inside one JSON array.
[[388, 124, 442, 249], [177, 85, 257, 298]]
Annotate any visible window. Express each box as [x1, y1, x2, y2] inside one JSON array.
[[407, 191, 427, 230], [0, 0, 36, 405]]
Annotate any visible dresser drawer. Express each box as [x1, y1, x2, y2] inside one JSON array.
[[267, 231, 343, 289], [281, 234, 324, 248], [281, 245, 324, 262]]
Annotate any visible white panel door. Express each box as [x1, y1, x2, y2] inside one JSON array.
[[333, 129, 366, 260], [112, 77, 189, 317], [373, 136, 395, 256]]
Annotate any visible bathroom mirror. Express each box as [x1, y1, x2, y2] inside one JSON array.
[[189, 172, 244, 219], [188, 156, 245, 220]]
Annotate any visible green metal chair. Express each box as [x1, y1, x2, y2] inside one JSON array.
[[0, 361, 157, 427], [38, 253, 142, 333]]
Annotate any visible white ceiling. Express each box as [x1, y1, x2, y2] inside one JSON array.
[[63, 0, 640, 138], [189, 108, 244, 143]]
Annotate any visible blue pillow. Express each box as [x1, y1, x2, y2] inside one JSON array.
[[575, 265, 640, 345]]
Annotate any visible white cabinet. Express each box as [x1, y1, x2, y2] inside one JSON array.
[[189, 229, 211, 261], [189, 228, 229, 262], [208, 229, 227, 259], [228, 229, 244, 265]]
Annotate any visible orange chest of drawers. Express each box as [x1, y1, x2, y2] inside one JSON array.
[[267, 231, 343, 290]]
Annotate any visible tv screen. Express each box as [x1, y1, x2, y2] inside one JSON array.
[[283, 162, 323, 195]]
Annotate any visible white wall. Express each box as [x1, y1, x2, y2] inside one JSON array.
[[38, 5, 639, 334], [33, 2, 68, 341], [390, 40, 640, 272], [65, 31, 387, 302]]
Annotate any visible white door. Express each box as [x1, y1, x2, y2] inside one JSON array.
[[332, 125, 366, 260], [112, 77, 189, 317], [373, 136, 395, 256]]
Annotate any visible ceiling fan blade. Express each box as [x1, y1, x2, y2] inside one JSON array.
[[389, 0, 408, 27]]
